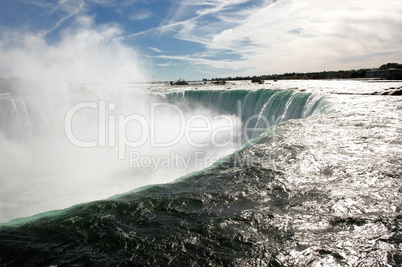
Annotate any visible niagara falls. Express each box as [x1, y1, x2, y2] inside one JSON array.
[[0, 0, 401, 266]]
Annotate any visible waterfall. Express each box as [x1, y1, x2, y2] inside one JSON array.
[[0, 87, 328, 223]]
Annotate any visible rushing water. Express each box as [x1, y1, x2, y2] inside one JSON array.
[[0, 80, 401, 266]]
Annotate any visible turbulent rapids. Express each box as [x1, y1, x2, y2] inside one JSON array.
[[165, 89, 325, 140], [0, 81, 401, 266], [0, 88, 324, 140], [0, 86, 326, 223]]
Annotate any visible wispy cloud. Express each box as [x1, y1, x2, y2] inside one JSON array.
[[153, 54, 247, 70], [16, 0, 92, 38], [130, 10, 152, 20], [153, 0, 402, 75], [5, 0, 402, 80], [156, 62, 173, 67], [149, 46, 163, 53], [41, 0, 86, 37], [150, 0, 246, 39]]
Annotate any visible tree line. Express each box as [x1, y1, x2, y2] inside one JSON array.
[[210, 63, 402, 82]]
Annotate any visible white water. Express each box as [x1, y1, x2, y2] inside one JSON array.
[[1, 79, 401, 223], [0, 87, 244, 223]]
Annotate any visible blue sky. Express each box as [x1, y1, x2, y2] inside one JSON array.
[[0, 0, 401, 82]]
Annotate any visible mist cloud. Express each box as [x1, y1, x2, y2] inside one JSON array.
[[0, 16, 148, 90]]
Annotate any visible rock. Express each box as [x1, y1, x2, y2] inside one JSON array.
[[390, 89, 402, 95]]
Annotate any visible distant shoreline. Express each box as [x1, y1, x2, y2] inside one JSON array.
[[207, 62, 402, 82]]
